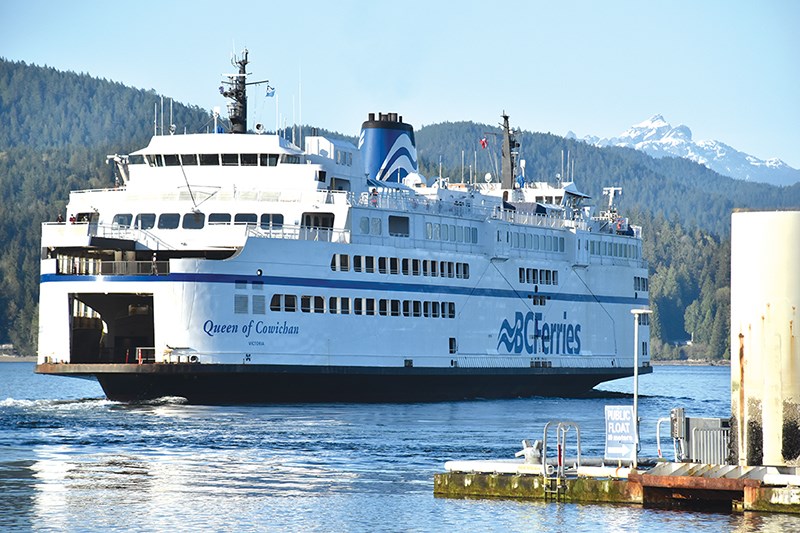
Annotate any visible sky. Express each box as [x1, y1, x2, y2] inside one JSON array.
[[2, 1, 799, 167]]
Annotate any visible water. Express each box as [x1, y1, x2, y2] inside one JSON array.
[[1, 363, 798, 532]]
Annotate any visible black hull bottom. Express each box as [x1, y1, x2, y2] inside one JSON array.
[[35, 363, 651, 404]]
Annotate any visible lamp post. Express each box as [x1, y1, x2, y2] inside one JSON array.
[[631, 308, 652, 469]]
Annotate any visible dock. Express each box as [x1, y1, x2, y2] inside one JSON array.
[[435, 460, 800, 513]]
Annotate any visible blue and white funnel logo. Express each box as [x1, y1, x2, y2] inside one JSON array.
[[359, 114, 418, 183], [497, 311, 582, 355]]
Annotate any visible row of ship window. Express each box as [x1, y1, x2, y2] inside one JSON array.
[[330, 254, 471, 279], [518, 268, 559, 286], [425, 222, 480, 244], [111, 212, 284, 230], [590, 239, 641, 260], [634, 276, 649, 292], [501, 231, 566, 253], [261, 294, 457, 318], [143, 153, 302, 167]]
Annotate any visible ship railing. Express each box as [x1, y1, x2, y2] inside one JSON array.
[[135, 347, 156, 364], [99, 260, 170, 276], [352, 190, 590, 231], [93, 224, 177, 251], [246, 224, 350, 243]]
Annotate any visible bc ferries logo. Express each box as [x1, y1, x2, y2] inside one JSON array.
[[497, 311, 582, 355]]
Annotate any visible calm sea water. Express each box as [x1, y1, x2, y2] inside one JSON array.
[[1, 363, 798, 532]]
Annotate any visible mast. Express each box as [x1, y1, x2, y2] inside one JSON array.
[[221, 49, 249, 134], [500, 112, 519, 189]]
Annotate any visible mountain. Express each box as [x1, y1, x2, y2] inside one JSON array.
[[570, 115, 800, 187]]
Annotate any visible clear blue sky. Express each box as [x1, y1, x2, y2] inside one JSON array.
[[3, 1, 799, 167]]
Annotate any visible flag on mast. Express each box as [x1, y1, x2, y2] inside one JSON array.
[[479, 137, 488, 149]]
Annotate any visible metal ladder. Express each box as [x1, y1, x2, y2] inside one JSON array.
[[541, 421, 582, 501]]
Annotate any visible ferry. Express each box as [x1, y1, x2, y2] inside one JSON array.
[[36, 50, 651, 403]]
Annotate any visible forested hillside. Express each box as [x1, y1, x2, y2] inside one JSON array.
[[2, 58, 796, 359], [0, 59, 212, 354]]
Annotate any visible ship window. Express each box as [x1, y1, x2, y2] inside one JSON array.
[[340, 254, 349, 272], [423, 301, 431, 318], [113, 214, 132, 228], [426, 222, 432, 240], [553, 271, 558, 285], [433, 224, 440, 240], [360, 217, 370, 235], [280, 154, 301, 164], [200, 154, 220, 165], [222, 153, 239, 166], [391, 300, 400, 317], [365, 256, 375, 273], [379, 299, 388, 316], [378, 257, 387, 274], [519, 268, 525, 284], [163, 154, 180, 166], [432, 301, 440, 318], [252, 295, 266, 315], [329, 297, 339, 314], [353, 255, 362, 273], [314, 297, 324, 313], [260, 214, 284, 229], [354, 298, 363, 315], [447, 302, 456, 319], [560, 238, 565, 253], [390, 257, 399, 275], [260, 154, 279, 166], [370, 218, 381, 235], [366, 299, 375, 315], [441, 224, 449, 241], [209, 213, 231, 225], [152, 154, 164, 167], [402, 300, 411, 317], [241, 153, 258, 166], [401, 258, 410, 275], [340, 297, 350, 315], [388, 216, 409, 237], [234, 294, 248, 314], [285, 294, 296, 312], [181, 154, 198, 165], [316, 170, 327, 182], [412, 259, 420, 276], [235, 213, 257, 225], [134, 213, 156, 230], [158, 213, 180, 229], [431, 261, 439, 277], [182, 212, 205, 229], [449, 337, 457, 354], [270, 294, 281, 311], [301, 296, 312, 313]]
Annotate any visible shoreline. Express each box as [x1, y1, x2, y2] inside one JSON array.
[[0, 355, 37, 363], [650, 358, 729, 366]]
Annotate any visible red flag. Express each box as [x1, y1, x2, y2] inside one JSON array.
[[479, 137, 488, 149]]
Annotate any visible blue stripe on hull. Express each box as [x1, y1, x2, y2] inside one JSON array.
[[40, 273, 648, 306]]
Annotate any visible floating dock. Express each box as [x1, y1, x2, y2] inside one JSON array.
[[434, 460, 800, 513]]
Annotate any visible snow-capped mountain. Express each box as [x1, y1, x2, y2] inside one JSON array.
[[571, 115, 800, 187]]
